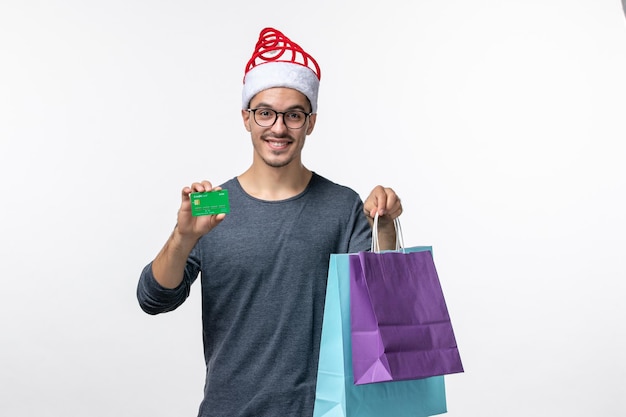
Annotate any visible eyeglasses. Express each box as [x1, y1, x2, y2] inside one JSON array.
[[247, 108, 312, 129]]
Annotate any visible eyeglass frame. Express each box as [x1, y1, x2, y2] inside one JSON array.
[[246, 108, 313, 130]]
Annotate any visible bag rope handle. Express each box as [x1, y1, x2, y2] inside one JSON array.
[[371, 212, 405, 253]]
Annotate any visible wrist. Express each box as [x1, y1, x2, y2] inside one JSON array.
[[171, 225, 201, 253]]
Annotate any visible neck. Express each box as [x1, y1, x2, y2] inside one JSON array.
[[238, 162, 313, 201]]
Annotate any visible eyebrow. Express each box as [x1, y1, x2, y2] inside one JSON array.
[[252, 102, 309, 112]]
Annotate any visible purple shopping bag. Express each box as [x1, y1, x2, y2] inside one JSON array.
[[349, 217, 463, 385]]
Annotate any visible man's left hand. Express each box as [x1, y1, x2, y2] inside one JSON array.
[[364, 185, 402, 223]]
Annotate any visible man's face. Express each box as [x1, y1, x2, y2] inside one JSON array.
[[242, 87, 317, 169]]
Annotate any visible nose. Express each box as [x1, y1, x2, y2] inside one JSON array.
[[270, 113, 289, 133]]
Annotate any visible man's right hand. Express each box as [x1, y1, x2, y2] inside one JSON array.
[[175, 180, 227, 242]]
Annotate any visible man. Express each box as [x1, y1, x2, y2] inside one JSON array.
[[137, 27, 402, 416]]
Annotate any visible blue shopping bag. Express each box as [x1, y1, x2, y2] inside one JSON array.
[[313, 248, 448, 417]]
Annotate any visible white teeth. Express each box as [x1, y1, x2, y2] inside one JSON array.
[[269, 141, 288, 147]]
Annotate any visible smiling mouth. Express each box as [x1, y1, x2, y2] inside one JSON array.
[[265, 139, 291, 150]]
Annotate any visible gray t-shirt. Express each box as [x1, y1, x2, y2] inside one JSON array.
[[137, 173, 371, 417]]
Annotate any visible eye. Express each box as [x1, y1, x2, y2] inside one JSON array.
[[286, 111, 304, 121], [257, 109, 274, 118]]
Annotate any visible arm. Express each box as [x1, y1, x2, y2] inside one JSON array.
[[363, 185, 403, 251], [151, 180, 226, 289]]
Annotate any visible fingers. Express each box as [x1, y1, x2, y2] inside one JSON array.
[[182, 181, 221, 200], [382, 189, 402, 218], [364, 185, 403, 220], [190, 180, 215, 193]]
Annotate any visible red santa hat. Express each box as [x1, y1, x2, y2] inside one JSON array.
[[242, 28, 321, 113]]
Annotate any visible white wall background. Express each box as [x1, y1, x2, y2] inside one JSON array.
[[1, 1, 625, 416]]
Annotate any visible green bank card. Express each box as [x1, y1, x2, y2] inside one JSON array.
[[190, 190, 230, 216]]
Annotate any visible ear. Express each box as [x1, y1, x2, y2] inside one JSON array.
[[241, 109, 252, 132], [305, 113, 317, 135]]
